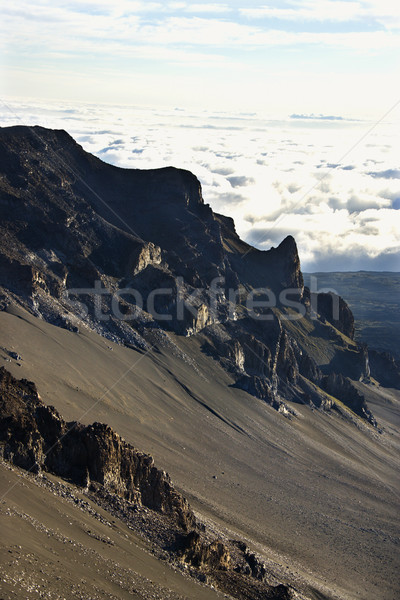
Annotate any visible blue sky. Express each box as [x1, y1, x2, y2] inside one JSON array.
[[2, 0, 400, 117]]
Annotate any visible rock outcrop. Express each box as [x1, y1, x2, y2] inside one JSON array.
[[0, 366, 296, 600], [321, 372, 376, 426], [180, 530, 231, 571], [0, 366, 195, 530], [305, 289, 355, 339], [369, 350, 400, 389], [131, 242, 162, 276]]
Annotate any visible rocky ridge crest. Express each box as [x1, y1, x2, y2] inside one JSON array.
[[0, 125, 384, 423]]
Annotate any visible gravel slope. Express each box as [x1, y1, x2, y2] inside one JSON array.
[[1, 304, 399, 600]]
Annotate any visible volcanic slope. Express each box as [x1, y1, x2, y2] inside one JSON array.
[[1, 304, 399, 600], [0, 125, 399, 600]]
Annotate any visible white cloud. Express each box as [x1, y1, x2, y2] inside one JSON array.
[[240, 0, 400, 30], [240, 1, 363, 22], [56, 1, 164, 15], [1, 98, 399, 271], [2, 1, 399, 120], [2, 3, 399, 58], [184, 3, 231, 13], [362, 0, 400, 30]]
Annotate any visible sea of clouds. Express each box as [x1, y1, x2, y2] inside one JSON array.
[[1, 97, 399, 272]]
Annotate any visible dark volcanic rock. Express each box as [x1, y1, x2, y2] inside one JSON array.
[[234, 374, 278, 407], [322, 372, 376, 426], [0, 366, 195, 529], [180, 531, 294, 599], [369, 350, 400, 389], [306, 289, 355, 339], [0, 125, 303, 338], [295, 348, 322, 384], [180, 530, 231, 571], [0, 366, 296, 600], [0, 124, 302, 296], [0, 125, 384, 423], [276, 329, 299, 384]]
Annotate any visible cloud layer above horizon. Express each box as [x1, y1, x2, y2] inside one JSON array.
[[1, 99, 399, 272], [2, 0, 400, 117]]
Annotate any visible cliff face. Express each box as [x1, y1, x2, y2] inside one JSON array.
[[369, 350, 400, 389], [321, 372, 377, 426], [0, 366, 195, 530], [0, 125, 301, 296], [0, 125, 384, 425], [311, 291, 355, 339]]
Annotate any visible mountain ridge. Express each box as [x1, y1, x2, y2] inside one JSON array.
[[0, 124, 384, 420], [1, 125, 399, 600]]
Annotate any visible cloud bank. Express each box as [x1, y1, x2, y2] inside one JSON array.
[[1, 98, 399, 272]]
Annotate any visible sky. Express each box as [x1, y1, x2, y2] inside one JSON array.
[[2, 0, 400, 117], [1, 1, 400, 271]]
